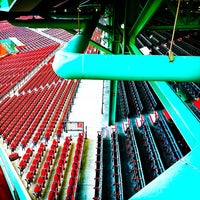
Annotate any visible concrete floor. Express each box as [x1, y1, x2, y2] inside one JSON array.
[[67, 79, 109, 200]]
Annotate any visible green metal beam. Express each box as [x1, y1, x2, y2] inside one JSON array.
[[149, 81, 200, 149], [97, 22, 113, 35], [109, 80, 118, 125], [145, 24, 200, 31], [89, 40, 114, 55], [8, 18, 90, 30], [128, 0, 164, 44], [164, 0, 185, 25], [127, 44, 142, 55]]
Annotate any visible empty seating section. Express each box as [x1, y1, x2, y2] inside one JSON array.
[[110, 128, 123, 199], [190, 103, 200, 119], [43, 29, 73, 42], [25, 142, 46, 188], [140, 119, 165, 179], [118, 81, 129, 118], [18, 147, 33, 175], [53, 81, 79, 141], [138, 34, 152, 49], [93, 131, 103, 200], [136, 81, 157, 111], [180, 82, 200, 99], [66, 132, 85, 200], [1, 91, 39, 140], [0, 22, 59, 52], [175, 38, 200, 56], [86, 28, 102, 54], [135, 31, 199, 57], [43, 81, 70, 143], [22, 83, 60, 148], [5, 87, 51, 151], [48, 136, 72, 200], [0, 45, 59, 99], [166, 42, 192, 56], [126, 126, 145, 191], [156, 113, 183, 163], [127, 81, 143, 115], [18, 59, 62, 93], [32, 139, 60, 198]]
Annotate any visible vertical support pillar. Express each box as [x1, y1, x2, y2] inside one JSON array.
[[109, 0, 120, 125], [109, 80, 118, 125]]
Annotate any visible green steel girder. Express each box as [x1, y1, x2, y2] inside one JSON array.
[[97, 23, 113, 35], [185, 0, 193, 25], [128, 0, 164, 44], [89, 40, 114, 55], [145, 24, 200, 31], [127, 44, 142, 55], [8, 18, 90, 30], [109, 80, 118, 125], [149, 81, 200, 150], [164, 0, 185, 25]]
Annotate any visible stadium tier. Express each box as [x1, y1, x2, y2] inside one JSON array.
[[0, 8, 199, 200]]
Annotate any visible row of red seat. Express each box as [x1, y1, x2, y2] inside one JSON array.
[[1, 92, 38, 139], [0, 22, 59, 53], [48, 136, 72, 200], [32, 139, 59, 198], [56, 80, 79, 140], [43, 28, 73, 43], [0, 96, 10, 111], [66, 132, 85, 200], [110, 130, 123, 198], [44, 81, 69, 142], [93, 131, 103, 200], [1, 93, 29, 130], [126, 126, 146, 191], [18, 147, 33, 176], [9, 87, 53, 151], [21, 83, 61, 148], [0, 45, 59, 100], [118, 81, 130, 118], [25, 142, 46, 188]]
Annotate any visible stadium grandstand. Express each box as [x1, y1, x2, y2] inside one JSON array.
[[0, 0, 200, 200]]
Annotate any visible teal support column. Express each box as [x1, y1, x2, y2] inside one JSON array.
[[109, 80, 118, 125], [108, 0, 121, 125]]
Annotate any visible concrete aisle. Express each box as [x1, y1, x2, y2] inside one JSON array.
[[68, 80, 104, 200]]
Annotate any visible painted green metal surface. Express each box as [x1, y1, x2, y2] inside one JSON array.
[[164, 0, 184, 25], [89, 40, 114, 55], [109, 80, 118, 125], [145, 24, 200, 31], [128, 0, 164, 44], [149, 81, 200, 149], [53, 53, 200, 82], [9, 19, 89, 30], [129, 144, 200, 200]]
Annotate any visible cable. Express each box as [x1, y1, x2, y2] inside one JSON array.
[[77, 8, 80, 34], [169, 0, 181, 62]]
